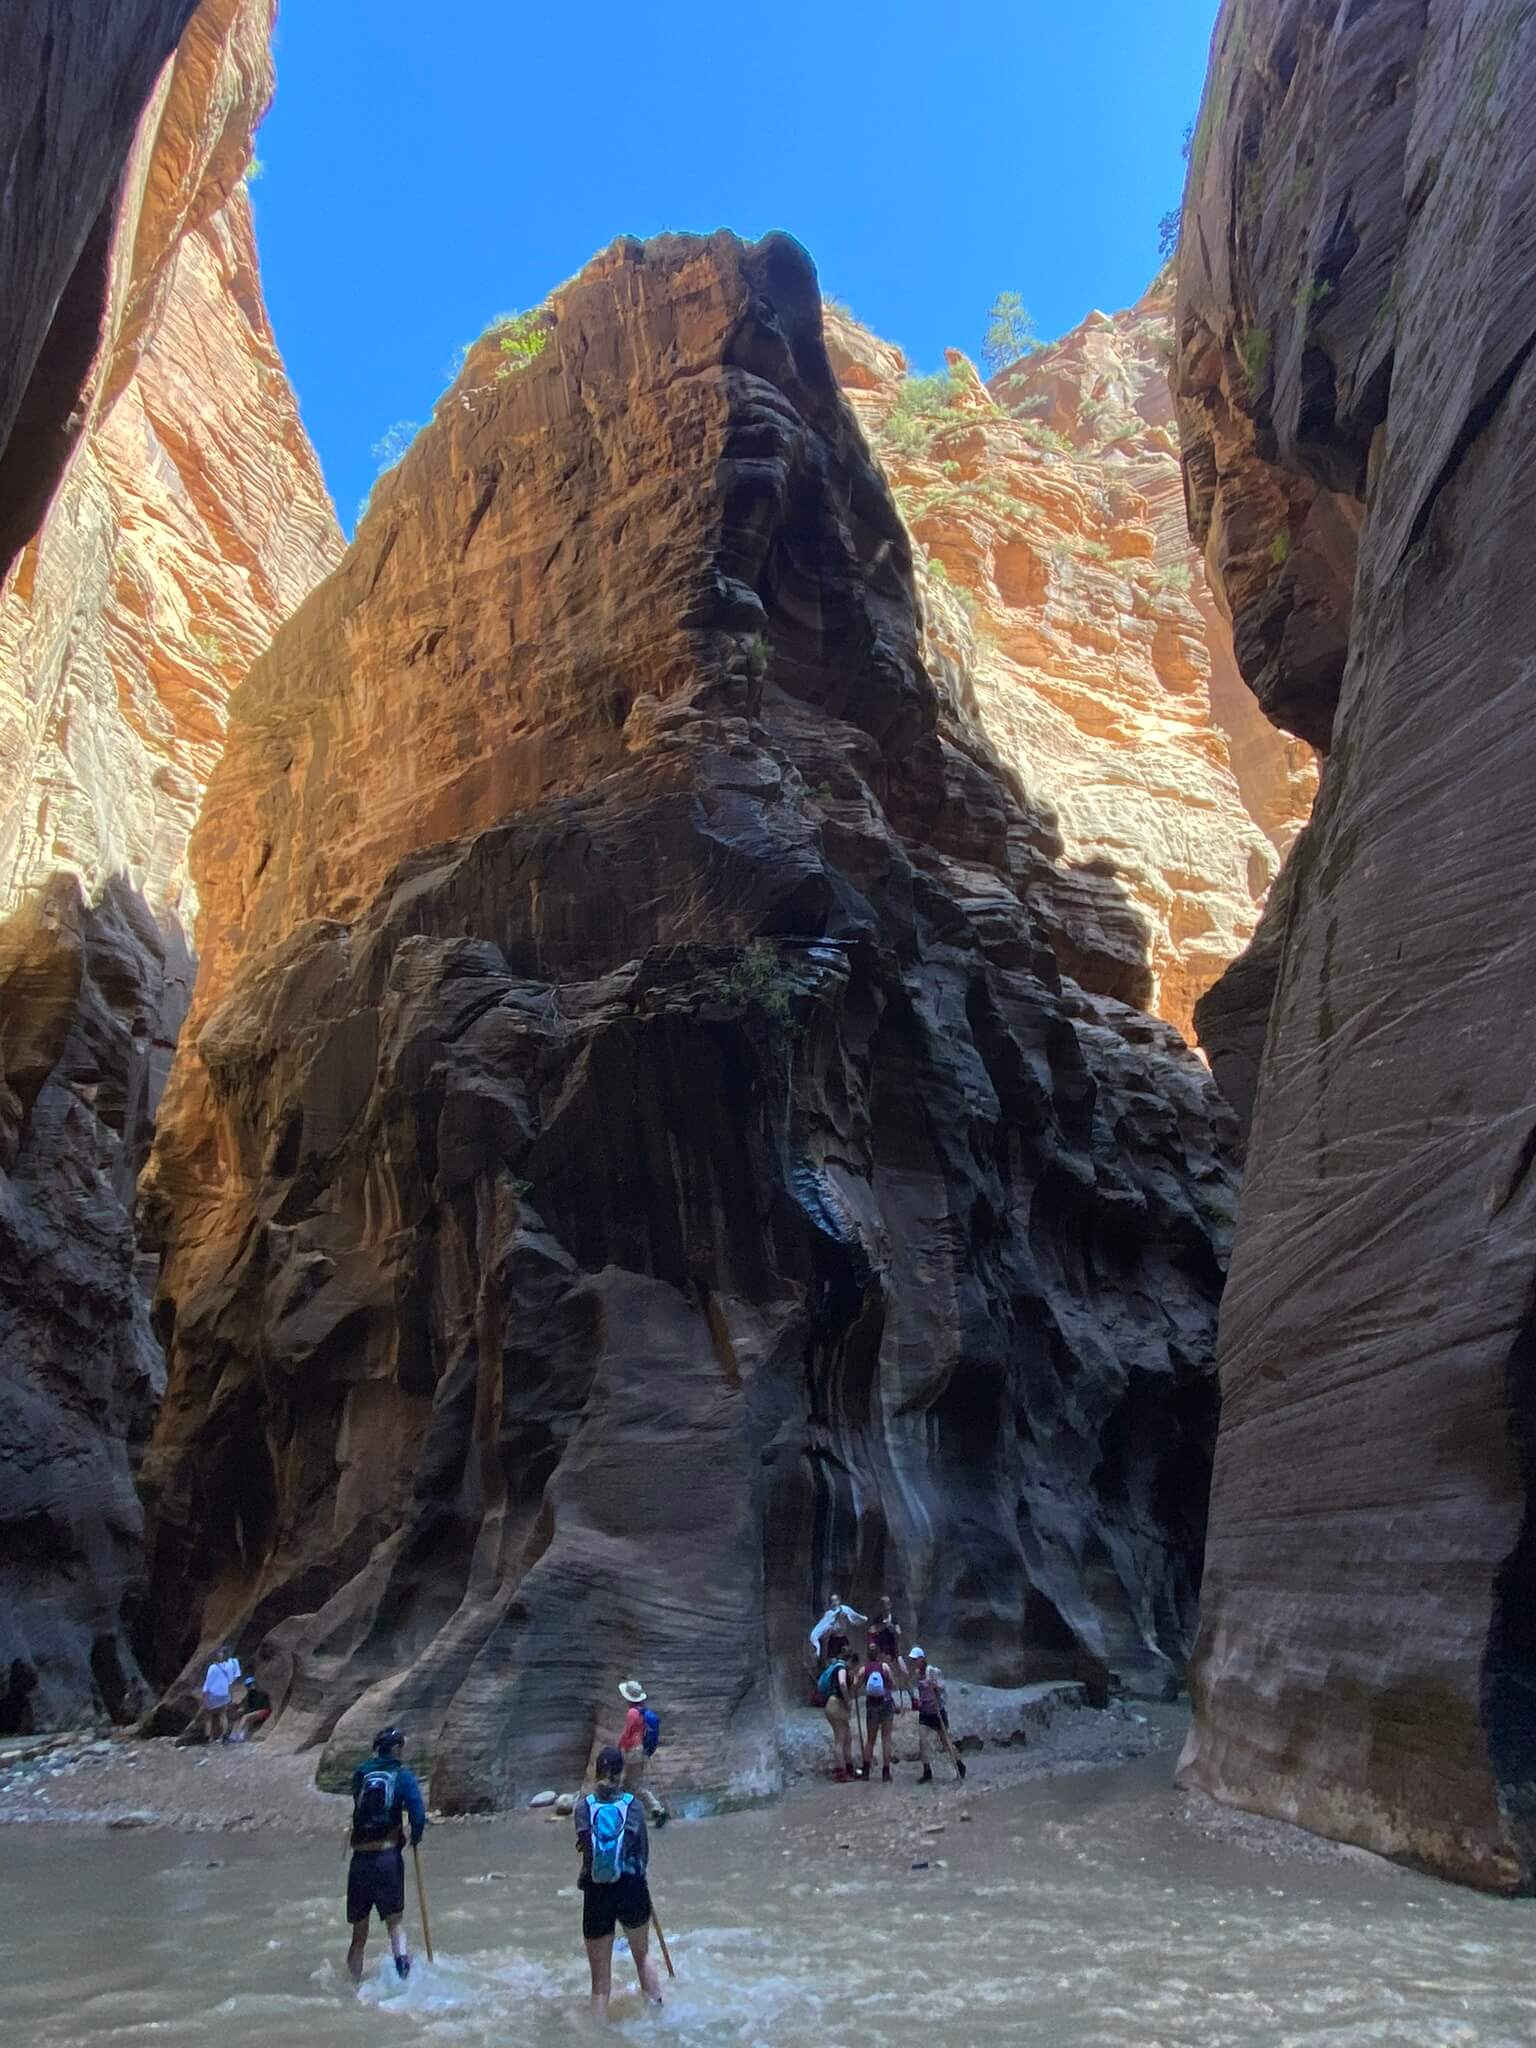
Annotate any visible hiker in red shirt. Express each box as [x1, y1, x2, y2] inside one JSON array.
[[617, 1678, 668, 1824]]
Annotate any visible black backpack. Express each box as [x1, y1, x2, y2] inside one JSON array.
[[353, 1762, 401, 1836]]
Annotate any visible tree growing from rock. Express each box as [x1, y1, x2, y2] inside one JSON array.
[[981, 290, 1039, 373]]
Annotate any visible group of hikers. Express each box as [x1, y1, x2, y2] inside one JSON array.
[[342, 1677, 668, 2018], [191, 1647, 272, 1744], [205, 1600, 952, 2016], [811, 1593, 965, 1783]]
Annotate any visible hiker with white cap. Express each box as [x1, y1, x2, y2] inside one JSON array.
[[912, 1651, 966, 1781], [617, 1679, 667, 1824]]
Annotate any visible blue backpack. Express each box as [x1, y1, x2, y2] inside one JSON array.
[[587, 1793, 635, 1883], [641, 1707, 661, 1756], [817, 1662, 844, 1701], [353, 1762, 400, 1837]]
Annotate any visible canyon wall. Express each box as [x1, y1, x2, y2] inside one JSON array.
[[142, 232, 1241, 1806], [827, 293, 1314, 1040], [1177, 0, 1536, 1890], [0, 0, 341, 1725]]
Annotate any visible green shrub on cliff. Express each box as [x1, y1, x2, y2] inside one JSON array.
[[494, 308, 551, 377], [716, 942, 797, 1027], [877, 371, 966, 456]]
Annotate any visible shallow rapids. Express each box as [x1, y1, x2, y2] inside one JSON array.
[[6, 1750, 1536, 2047]]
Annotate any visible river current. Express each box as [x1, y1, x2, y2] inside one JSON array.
[[5, 1749, 1535, 2047]]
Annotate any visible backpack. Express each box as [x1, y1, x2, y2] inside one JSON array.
[[586, 1793, 635, 1883], [353, 1763, 400, 1837], [641, 1707, 661, 1756], [866, 1666, 887, 1697], [817, 1662, 844, 1701]]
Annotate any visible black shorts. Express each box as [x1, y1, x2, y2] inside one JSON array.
[[919, 1711, 943, 1731], [866, 1694, 894, 1725], [347, 1848, 406, 1923], [581, 1872, 652, 1941]]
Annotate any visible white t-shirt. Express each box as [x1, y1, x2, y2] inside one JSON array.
[[201, 1657, 240, 1704]]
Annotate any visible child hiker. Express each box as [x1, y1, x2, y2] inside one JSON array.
[[576, 1745, 664, 2020]]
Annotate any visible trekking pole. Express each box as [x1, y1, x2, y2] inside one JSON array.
[[937, 1720, 967, 1781], [412, 1841, 436, 1962], [650, 1903, 677, 1979]]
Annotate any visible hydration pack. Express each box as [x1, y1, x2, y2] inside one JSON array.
[[866, 1667, 887, 1697], [817, 1662, 844, 1701], [586, 1793, 635, 1883], [641, 1707, 661, 1756], [352, 1763, 400, 1838]]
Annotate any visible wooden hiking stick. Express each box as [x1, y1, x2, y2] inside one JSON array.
[[937, 1719, 967, 1780], [650, 1903, 676, 1979], [412, 1841, 436, 1962]]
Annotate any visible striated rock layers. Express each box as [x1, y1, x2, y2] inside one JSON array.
[[0, 0, 341, 1726], [1176, 0, 1536, 1889], [825, 292, 1314, 1041], [143, 232, 1240, 1808]]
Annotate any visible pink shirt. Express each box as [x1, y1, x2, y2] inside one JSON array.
[[619, 1705, 645, 1753]]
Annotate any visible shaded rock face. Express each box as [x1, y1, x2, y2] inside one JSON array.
[[824, 292, 1315, 1041], [0, 0, 342, 1725], [1177, 0, 1536, 1890], [0, 0, 200, 580], [143, 232, 1239, 1807]]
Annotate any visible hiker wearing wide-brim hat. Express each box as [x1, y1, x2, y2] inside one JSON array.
[[616, 1679, 667, 1824]]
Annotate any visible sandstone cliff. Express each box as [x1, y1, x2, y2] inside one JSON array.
[[1177, 0, 1536, 1890], [825, 292, 1314, 1040], [0, 0, 341, 1725], [143, 232, 1240, 1806]]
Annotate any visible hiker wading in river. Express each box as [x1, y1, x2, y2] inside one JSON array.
[[577, 1744, 664, 2021], [617, 1678, 667, 1823], [345, 1725, 428, 1985]]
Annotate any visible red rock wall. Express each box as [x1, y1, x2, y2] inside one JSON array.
[[825, 292, 1315, 1041], [0, 0, 341, 1725], [1177, 0, 1536, 1889], [143, 233, 1241, 1805]]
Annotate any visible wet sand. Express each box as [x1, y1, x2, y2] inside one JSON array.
[[0, 1688, 1174, 1837]]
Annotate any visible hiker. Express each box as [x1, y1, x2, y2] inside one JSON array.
[[809, 1594, 866, 1666], [197, 1645, 242, 1743], [345, 1724, 428, 1986], [818, 1649, 857, 1779], [229, 1671, 272, 1741], [617, 1679, 667, 1824], [912, 1650, 962, 1780], [576, 1744, 664, 2021], [857, 1641, 898, 1780], [871, 1597, 910, 1701]]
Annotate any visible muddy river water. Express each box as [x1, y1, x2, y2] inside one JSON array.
[[5, 1748, 1536, 2047]]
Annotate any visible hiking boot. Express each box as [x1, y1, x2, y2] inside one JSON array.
[[881, 1765, 892, 1782], [394, 1953, 411, 1981], [919, 1765, 933, 1783], [857, 1764, 870, 1780], [833, 1767, 849, 1782], [653, 1809, 669, 1828]]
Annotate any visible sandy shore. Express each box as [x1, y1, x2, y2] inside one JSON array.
[[0, 1686, 1175, 1837]]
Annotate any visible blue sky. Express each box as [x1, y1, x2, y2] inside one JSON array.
[[256, 1, 1220, 529]]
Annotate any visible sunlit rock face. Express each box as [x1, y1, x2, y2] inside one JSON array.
[[1176, 0, 1536, 1892], [0, 0, 341, 1725], [824, 290, 1315, 1041], [142, 231, 1241, 1808]]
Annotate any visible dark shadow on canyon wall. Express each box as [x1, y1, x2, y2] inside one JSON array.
[[138, 231, 1239, 1806], [0, 872, 193, 1724]]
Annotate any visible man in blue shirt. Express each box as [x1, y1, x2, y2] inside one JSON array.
[[345, 1726, 428, 1984]]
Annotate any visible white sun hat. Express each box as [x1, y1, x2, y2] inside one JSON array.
[[618, 1678, 648, 1704]]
